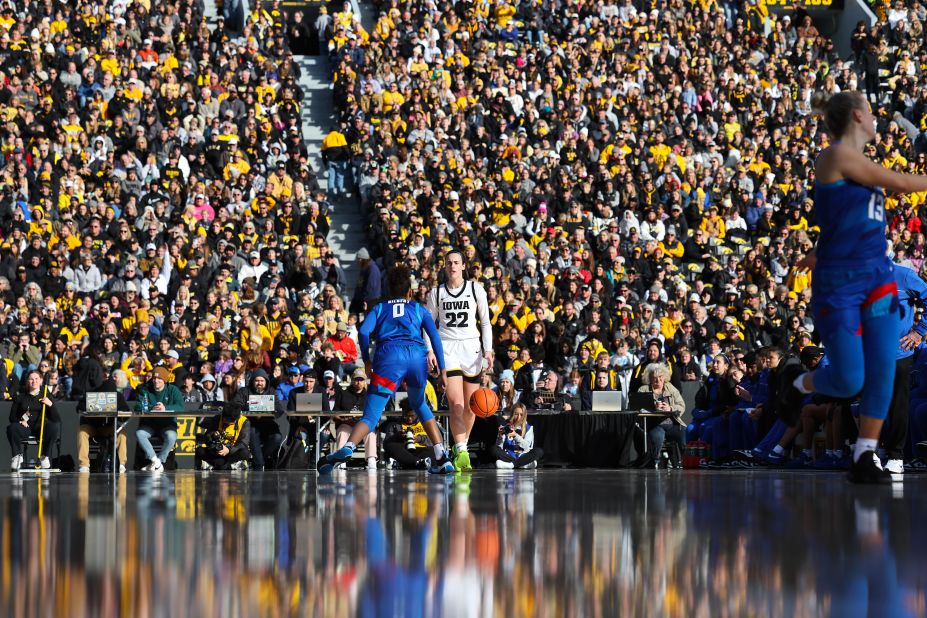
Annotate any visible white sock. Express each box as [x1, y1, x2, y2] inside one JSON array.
[[344, 441, 356, 452], [454, 442, 468, 453], [772, 445, 784, 456], [854, 438, 878, 463], [366, 457, 376, 465], [433, 443, 446, 461], [792, 373, 812, 394]]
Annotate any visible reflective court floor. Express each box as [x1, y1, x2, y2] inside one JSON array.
[[1, 470, 925, 618]]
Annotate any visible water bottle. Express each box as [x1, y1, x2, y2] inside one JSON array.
[[140, 393, 149, 414]]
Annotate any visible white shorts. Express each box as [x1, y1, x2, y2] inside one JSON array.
[[443, 338, 484, 378]]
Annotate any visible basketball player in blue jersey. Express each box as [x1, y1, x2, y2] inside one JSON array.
[[793, 91, 927, 483], [318, 266, 456, 475]]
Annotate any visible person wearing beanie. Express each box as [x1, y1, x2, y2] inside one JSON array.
[[495, 369, 520, 414], [135, 366, 185, 472]]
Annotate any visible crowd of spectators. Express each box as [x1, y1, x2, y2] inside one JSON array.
[[327, 0, 927, 386], [317, 0, 927, 463], [2, 0, 927, 466], [0, 0, 365, 413]]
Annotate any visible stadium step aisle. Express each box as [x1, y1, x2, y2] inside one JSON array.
[[202, 0, 218, 23], [296, 56, 333, 179], [296, 56, 365, 294]]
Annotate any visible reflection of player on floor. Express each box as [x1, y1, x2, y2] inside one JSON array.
[[318, 266, 454, 475], [794, 91, 927, 483], [427, 251, 493, 471]]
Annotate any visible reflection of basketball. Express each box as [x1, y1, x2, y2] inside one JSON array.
[[474, 517, 500, 568], [469, 388, 499, 418]]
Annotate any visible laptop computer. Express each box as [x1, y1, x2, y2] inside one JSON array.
[[591, 391, 622, 412], [295, 392, 324, 412], [626, 391, 656, 412], [85, 392, 118, 413], [248, 394, 276, 413]]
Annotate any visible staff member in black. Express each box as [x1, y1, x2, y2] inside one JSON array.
[[7, 370, 60, 470]]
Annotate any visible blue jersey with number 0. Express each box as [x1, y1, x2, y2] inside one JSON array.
[[358, 299, 446, 369], [814, 178, 886, 264]]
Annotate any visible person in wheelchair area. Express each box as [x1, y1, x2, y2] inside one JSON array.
[[196, 402, 252, 471]]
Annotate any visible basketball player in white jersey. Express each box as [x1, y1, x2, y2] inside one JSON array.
[[426, 250, 493, 471]]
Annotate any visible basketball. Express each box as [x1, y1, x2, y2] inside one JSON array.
[[469, 387, 499, 418]]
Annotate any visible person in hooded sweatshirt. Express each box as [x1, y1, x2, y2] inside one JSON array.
[[199, 374, 224, 402], [233, 368, 286, 470]]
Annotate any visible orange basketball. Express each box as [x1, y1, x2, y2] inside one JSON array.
[[469, 387, 499, 418]]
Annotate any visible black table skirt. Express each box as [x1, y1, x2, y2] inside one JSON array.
[[531, 413, 637, 468]]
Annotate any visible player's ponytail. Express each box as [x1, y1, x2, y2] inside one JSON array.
[[811, 90, 866, 139], [809, 91, 831, 117]]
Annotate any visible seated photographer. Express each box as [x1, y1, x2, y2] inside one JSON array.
[[636, 364, 686, 468], [382, 400, 432, 470], [493, 403, 542, 469], [196, 403, 252, 471]]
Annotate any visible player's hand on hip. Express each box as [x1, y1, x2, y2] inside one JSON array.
[[901, 331, 923, 351]]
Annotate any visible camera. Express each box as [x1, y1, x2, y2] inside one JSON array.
[[501, 423, 513, 435], [205, 431, 225, 454]]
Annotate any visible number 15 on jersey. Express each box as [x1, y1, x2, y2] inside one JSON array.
[[868, 192, 885, 222]]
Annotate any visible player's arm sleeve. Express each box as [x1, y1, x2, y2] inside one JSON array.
[[358, 305, 378, 364], [475, 284, 493, 351], [422, 310, 446, 370], [425, 287, 438, 320], [423, 288, 437, 353]]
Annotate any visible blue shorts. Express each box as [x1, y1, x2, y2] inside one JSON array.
[[811, 260, 897, 340], [359, 343, 435, 429], [810, 259, 899, 418]]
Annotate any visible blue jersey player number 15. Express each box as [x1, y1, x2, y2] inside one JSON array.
[[794, 90, 927, 484], [867, 192, 884, 222]]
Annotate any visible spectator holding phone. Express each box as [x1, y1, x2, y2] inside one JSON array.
[[637, 364, 686, 468], [492, 403, 543, 469]]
